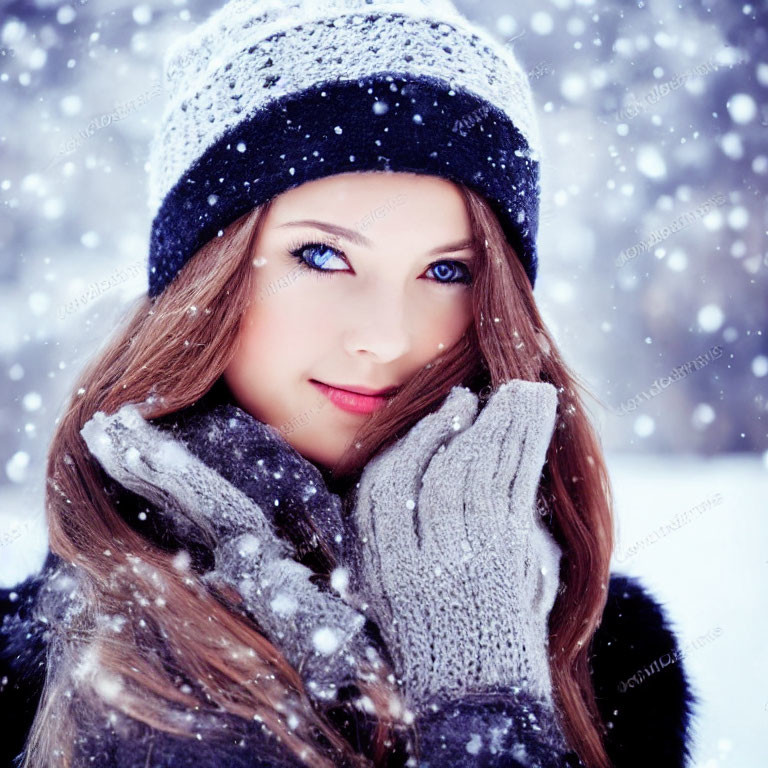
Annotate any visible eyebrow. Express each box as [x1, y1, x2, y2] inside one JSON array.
[[277, 219, 475, 257]]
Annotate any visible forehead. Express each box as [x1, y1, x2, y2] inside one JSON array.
[[265, 171, 472, 243]]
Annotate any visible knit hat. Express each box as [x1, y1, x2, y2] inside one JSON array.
[[146, 0, 544, 299]]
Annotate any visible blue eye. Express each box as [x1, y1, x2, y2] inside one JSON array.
[[288, 240, 347, 276], [287, 239, 473, 286], [426, 261, 473, 285]]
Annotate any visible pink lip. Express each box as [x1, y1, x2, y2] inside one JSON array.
[[320, 380, 399, 396], [310, 380, 394, 414]]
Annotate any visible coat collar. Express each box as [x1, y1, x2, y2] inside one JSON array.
[[588, 572, 698, 767], [102, 376, 353, 575]]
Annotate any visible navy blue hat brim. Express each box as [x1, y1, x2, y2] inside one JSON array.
[[148, 72, 540, 298]]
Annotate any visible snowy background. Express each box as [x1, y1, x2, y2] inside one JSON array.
[[1, 0, 766, 766]]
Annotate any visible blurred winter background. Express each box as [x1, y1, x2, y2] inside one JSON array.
[[0, 0, 765, 765]]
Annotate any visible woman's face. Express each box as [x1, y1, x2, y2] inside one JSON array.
[[224, 171, 475, 468]]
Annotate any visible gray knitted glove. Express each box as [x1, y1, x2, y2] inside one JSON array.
[[346, 379, 563, 713], [80, 405, 381, 705]]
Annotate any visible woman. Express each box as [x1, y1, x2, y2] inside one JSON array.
[[0, 1, 697, 766]]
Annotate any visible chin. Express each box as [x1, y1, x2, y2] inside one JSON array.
[[307, 436, 358, 475]]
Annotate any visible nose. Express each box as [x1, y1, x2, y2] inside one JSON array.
[[342, 285, 412, 363]]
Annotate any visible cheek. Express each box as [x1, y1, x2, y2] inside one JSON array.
[[234, 284, 327, 373], [416, 290, 473, 351]]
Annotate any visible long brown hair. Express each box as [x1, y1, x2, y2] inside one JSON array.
[[24, 181, 615, 768]]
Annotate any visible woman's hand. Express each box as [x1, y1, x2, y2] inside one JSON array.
[[80, 404, 381, 704], [80, 402, 343, 547], [345, 379, 564, 712]]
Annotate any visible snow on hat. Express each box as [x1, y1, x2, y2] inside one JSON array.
[[146, 0, 544, 298]]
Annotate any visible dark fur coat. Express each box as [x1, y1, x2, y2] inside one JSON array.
[[0, 381, 698, 767]]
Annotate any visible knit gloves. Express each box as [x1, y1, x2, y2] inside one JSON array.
[[80, 404, 380, 705], [344, 379, 564, 714]]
